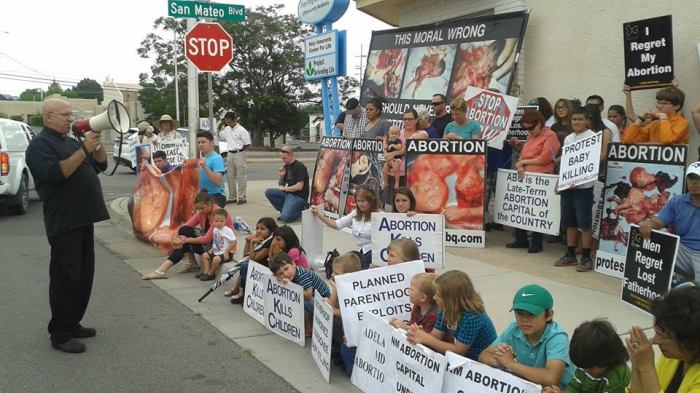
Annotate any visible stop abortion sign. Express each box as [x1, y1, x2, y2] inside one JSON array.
[[185, 22, 233, 72], [464, 86, 519, 149]]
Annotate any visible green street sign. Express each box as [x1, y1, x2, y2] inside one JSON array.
[[168, 0, 246, 22]]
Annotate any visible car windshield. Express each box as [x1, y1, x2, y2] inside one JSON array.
[[1, 124, 29, 151]]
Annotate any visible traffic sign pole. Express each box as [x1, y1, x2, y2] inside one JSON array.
[[187, 18, 199, 158]]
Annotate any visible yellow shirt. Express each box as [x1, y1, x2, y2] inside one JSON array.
[[622, 114, 689, 144], [656, 356, 700, 393]]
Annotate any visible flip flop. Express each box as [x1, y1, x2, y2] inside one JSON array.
[[142, 270, 168, 280], [177, 263, 199, 274]]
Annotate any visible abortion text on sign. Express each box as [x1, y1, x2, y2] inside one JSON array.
[[311, 296, 333, 383], [263, 277, 306, 347], [494, 170, 561, 236], [443, 351, 542, 393], [464, 86, 519, 149], [371, 212, 445, 269], [243, 262, 270, 324], [623, 15, 674, 90]]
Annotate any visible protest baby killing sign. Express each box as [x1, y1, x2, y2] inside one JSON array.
[[494, 169, 560, 236], [557, 132, 602, 191]]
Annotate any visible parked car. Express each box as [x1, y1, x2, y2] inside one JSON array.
[[113, 128, 190, 171], [0, 118, 35, 214]]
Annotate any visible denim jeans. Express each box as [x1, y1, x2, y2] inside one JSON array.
[[265, 188, 307, 222]]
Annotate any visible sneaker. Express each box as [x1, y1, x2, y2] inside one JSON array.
[[234, 216, 252, 233], [554, 254, 577, 267], [200, 274, 215, 281], [51, 339, 86, 354], [576, 257, 593, 272], [195, 272, 203, 279]]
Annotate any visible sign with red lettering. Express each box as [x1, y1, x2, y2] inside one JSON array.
[[185, 22, 233, 72], [464, 86, 518, 149]]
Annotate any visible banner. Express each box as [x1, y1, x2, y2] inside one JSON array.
[[243, 262, 271, 325], [388, 328, 447, 393], [623, 15, 673, 90], [344, 138, 385, 215], [336, 260, 424, 347], [508, 106, 539, 141], [406, 139, 486, 248], [311, 137, 352, 219], [621, 225, 679, 315], [592, 181, 606, 239], [494, 170, 561, 236], [263, 278, 306, 347], [371, 212, 445, 269], [464, 86, 519, 149], [352, 313, 392, 392], [557, 133, 602, 191], [443, 351, 542, 393], [158, 137, 189, 167], [311, 296, 333, 383], [596, 143, 687, 278], [360, 12, 528, 125]]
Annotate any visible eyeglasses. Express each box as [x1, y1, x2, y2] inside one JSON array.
[[430, 102, 444, 106], [49, 112, 73, 118], [656, 101, 673, 106], [403, 117, 416, 121], [522, 124, 537, 131]]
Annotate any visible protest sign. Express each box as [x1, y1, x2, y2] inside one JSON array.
[[336, 260, 424, 347], [344, 138, 385, 215], [311, 137, 352, 219], [443, 351, 542, 393], [388, 329, 447, 393], [133, 144, 152, 174], [464, 86, 519, 149], [158, 137, 189, 167], [371, 212, 445, 269], [311, 296, 333, 383], [508, 106, 539, 141], [621, 225, 678, 315], [494, 169, 560, 236], [596, 143, 687, 278], [351, 313, 392, 392], [406, 139, 486, 248], [623, 15, 673, 90], [592, 181, 605, 239], [301, 209, 324, 266], [243, 262, 271, 325], [263, 278, 305, 347], [557, 133, 602, 191], [359, 12, 528, 126]]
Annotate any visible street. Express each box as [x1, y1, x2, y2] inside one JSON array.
[[0, 161, 298, 393]]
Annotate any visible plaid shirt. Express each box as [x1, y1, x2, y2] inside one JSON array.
[[409, 304, 438, 333], [343, 108, 369, 139], [434, 309, 497, 360]]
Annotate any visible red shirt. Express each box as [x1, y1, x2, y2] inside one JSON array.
[[410, 304, 438, 333]]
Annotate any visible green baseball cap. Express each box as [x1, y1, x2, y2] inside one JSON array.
[[511, 284, 553, 316]]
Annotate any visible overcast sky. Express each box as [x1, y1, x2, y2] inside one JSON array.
[[0, 0, 390, 96]]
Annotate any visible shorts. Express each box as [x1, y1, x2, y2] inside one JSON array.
[[205, 250, 234, 263], [560, 187, 594, 230]]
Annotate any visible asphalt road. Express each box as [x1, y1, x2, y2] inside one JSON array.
[[0, 184, 297, 392]]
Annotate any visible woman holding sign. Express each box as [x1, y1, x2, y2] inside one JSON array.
[[626, 286, 700, 393], [507, 111, 560, 254]]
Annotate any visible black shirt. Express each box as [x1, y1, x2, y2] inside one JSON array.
[[335, 112, 346, 126], [280, 160, 309, 201], [431, 113, 453, 138], [26, 128, 109, 237]]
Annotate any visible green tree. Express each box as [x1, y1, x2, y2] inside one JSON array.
[[19, 89, 43, 101], [67, 78, 103, 102], [46, 80, 63, 96], [10, 115, 23, 122], [0, 94, 8, 101], [338, 76, 361, 103]]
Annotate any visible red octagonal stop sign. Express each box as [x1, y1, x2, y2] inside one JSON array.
[[185, 22, 233, 72]]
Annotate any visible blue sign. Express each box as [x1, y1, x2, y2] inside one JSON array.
[[298, 0, 350, 25], [304, 30, 346, 80]]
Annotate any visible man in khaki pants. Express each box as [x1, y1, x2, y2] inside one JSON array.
[[220, 112, 251, 204]]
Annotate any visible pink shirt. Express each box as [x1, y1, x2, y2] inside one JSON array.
[[519, 128, 560, 174], [182, 204, 234, 245], [288, 247, 309, 269]]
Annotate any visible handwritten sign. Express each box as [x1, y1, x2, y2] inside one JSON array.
[[311, 296, 333, 383]]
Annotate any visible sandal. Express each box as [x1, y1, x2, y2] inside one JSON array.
[[142, 270, 168, 280], [224, 287, 240, 297], [177, 263, 199, 274]]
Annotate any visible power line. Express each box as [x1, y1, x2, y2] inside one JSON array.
[[0, 73, 143, 93]]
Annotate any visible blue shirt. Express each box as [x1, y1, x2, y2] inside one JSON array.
[[656, 193, 700, 251], [433, 309, 497, 360], [292, 267, 330, 297], [199, 152, 226, 196], [445, 121, 481, 139], [493, 321, 574, 386]]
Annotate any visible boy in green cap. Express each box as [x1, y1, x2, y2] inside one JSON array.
[[479, 284, 574, 387]]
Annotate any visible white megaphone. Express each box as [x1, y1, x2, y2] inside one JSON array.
[[72, 100, 131, 136]]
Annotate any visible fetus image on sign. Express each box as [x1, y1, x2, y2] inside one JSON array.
[[311, 148, 349, 215], [400, 45, 456, 100], [448, 38, 518, 99]]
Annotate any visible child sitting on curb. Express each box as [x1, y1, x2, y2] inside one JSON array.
[[197, 208, 236, 281], [390, 272, 438, 333]]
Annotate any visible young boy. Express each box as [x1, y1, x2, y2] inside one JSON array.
[[198, 208, 236, 281], [269, 252, 331, 338], [326, 253, 363, 372], [479, 284, 574, 387], [556, 107, 596, 272], [390, 273, 438, 333], [542, 319, 630, 393], [623, 85, 689, 144]]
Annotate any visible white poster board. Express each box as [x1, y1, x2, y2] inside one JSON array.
[[243, 262, 271, 325], [442, 351, 542, 393], [388, 328, 447, 393], [351, 313, 392, 392], [336, 260, 424, 347], [557, 132, 602, 191], [311, 296, 333, 383], [263, 278, 306, 347], [371, 212, 445, 269], [302, 208, 324, 268], [158, 137, 189, 167], [494, 169, 561, 235]]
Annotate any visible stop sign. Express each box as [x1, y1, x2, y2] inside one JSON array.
[[185, 22, 233, 72]]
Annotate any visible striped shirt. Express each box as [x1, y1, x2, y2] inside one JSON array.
[[292, 267, 330, 297]]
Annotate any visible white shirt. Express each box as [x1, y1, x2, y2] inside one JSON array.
[[212, 226, 236, 255], [563, 129, 597, 189], [157, 130, 179, 142], [602, 118, 620, 142], [221, 123, 251, 151], [335, 209, 372, 253]]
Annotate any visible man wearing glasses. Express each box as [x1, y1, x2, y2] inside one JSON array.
[[429, 94, 452, 138], [26, 98, 109, 353], [622, 86, 689, 144]]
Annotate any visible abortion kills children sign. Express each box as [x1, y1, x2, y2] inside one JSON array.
[[557, 133, 602, 191], [623, 15, 674, 90], [371, 212, 445, 269], [243, 262, 271, 325], [621, 225, 678, 315], [311, 296, 333, 383], [494, 170, 561, 236], [464, 86, 519, 149], [596, 143, 686, 278], [336, 260, 424, 347], [263, 278, 305, 347], [443, 351, 542, 393]]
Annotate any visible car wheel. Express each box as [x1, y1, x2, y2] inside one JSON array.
[[8, 175, 29, 215]]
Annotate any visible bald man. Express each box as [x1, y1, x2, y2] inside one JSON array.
[[26, 98, 109, 354]]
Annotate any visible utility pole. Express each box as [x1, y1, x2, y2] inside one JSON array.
[[355, 43, 367, 85], [186, 18, 199, 158], [173, 29, 180, 122]]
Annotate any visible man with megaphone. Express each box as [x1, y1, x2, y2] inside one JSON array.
[[26, 98, 111, 354]]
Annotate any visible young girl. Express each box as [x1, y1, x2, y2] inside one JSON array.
[[198, 208, 237, 281], [384, 125, 404, 189], [270, 225, 308, 269], [312, 184, 381, 269], [607, 105, 628, 139], [407, 270, 497, 360], [386, 238, 421, 265], [392, 187, 416, 216], [227, 217, 277, 302]]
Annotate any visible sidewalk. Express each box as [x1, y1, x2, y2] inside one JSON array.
[[102, 180, 652, 393]]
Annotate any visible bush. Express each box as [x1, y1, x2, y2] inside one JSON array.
[[10, 115, 23, 122]]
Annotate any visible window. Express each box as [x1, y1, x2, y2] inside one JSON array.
[[1, 124, 30, 151]]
